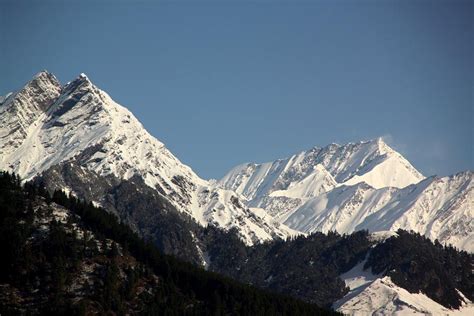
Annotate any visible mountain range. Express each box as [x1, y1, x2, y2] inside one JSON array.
[[1, 71, 472, 314], [219, 140, 473, 252]]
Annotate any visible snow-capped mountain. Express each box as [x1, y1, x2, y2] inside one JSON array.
[[283, 171, 473, 251], [220, 138, 424, 197], [0, 71, 62, 164], [220, 140, 473, 252], [1, 71, 472, 316], [219, 139, 424, 220], [0, 71, 295, 245]]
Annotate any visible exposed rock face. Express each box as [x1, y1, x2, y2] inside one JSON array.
[[0, 71, 295, 246], [0, 71, 62, 160]]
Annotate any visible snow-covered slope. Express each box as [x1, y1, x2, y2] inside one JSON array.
[[334, 260, 474, 315], [336, 276, 474, 315], [283, 183, 396, 233], [0, 72, 62, 162], [269, 164, 338, 199], [220, 140, 473, 252], [220, 138, 424, 198], [284, 171, 473, 252], [0, 71, 296, 245], [219, 139, 424, 220]]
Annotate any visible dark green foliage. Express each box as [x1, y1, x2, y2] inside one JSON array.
[[2, 170, 470, 314], [37, 163, 207, 265], [209, 230, 372, 307], [0, 171, 336, 315], [102, 260, 122, 312], [365, 229, 474, 309], [32, 163, 373, 307], [201, 208, 473, 310], [0, 172, 34, 284]]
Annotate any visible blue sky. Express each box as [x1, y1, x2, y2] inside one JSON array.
[[1, 0, 472, 179]]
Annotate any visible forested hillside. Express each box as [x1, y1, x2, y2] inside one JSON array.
[[1, 171, 471, 314], [0, 172, 336, 315]]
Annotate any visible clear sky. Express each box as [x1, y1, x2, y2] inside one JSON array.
[[1, 0, 472, 179]]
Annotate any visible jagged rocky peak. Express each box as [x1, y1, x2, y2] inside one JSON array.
[[218, 138, 466, 249], [223, 139, 411, 198], [19, 70, 62, 111], [0, 70, 62, 115], [62, 72, 93, 92], [310, 138, 405, 181], [0, 71, 297, 246], [220, 137, 424, 205], [47, 73, 107, 121], [0, 70, 62, 159]]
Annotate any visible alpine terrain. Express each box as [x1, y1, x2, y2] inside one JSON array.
[[219, 139, 473, 252], [0, 71, 294, 247], [1, 71, 472, 315]]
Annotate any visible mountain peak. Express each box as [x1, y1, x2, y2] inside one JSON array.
[[29, 70, 61, 94], [0, 70, 62, 115], [33, 69, 54, 79], [219, 138, 425, 211], [316, 138, 392, 155], [75, 72, 92, 85], [63, 72, 93, 91], [372, 137, 395, 154], [0, 71, 296, 245], [374, 136, 385, 144], [0, 71, 63, 167]]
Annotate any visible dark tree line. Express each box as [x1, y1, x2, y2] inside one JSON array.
[[366, 229, 473, 309], [1, 170, 471, 314], [0, 171, 337, 315], [208, 228, 373, 307]]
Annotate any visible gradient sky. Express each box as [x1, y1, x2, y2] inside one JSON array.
[[1, 0, 472, 179]]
